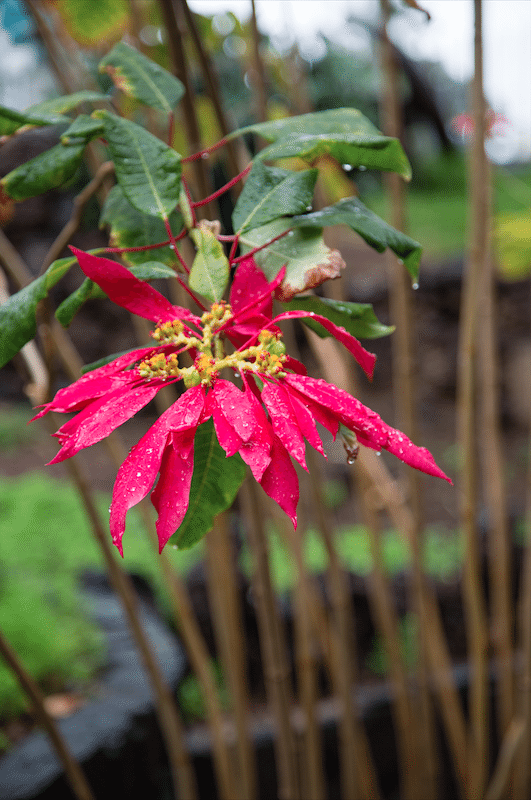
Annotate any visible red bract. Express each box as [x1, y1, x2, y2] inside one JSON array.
[[33, 249, 451, 554]]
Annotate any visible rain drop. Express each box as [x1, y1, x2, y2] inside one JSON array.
[[201, 152, 209, 159], [359, 165, 367, 171], [136, 471, 142, 477], [412, 282, 419, 291], [342, 163, 353, 172], [376, 451, 382, 457]]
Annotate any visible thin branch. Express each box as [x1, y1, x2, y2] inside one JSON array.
[[0, 627, 96, 800]]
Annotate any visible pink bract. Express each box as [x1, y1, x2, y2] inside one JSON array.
[[34, 249, 451, 554]]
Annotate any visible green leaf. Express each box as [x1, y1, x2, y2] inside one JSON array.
[[0, 257, 77, 368], [99, 42, 185, 113], [57, 0, 129, 46], [239, 218, 345, 301], [81, 348, 140, 374], [27, 91, 109, 117], [292, 197, 422, 282], [95, 110, 182, 218], [170, 419, 246, 550], [189, 223, 229, 302], [0, 141, 86, 201], [232, 160, 318, 233], [61, 115, 105, 144], [55, 260, 178, 327], [231, 108, 411, 180], [99, 185, 183, 267], [0, 104, 67, 136], [283, 296, 394, 340]]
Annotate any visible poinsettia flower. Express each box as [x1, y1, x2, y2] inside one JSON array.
[[34, 248, 450, 554]]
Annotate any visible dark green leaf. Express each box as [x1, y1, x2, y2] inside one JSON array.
[[232, 160, 317, 233], [283, 295, 394, 340], [81, 348, 140, 374], [27, 91, 109, 117], [0, 141, 86, 200], [189, 223, 229, 302], [239, 218, 345, 301], [170, 419, 246, 550], [99, 42, 185, 113], [61, 115, 105, 144], [0, 104, 67, 136], [292, 196, 422, 281], [231, 108, 411, 180], [55, 260, 178, 327], [95, 110, 182, 218], [99, 185, 183, 267], [0, 257, 76, 368]]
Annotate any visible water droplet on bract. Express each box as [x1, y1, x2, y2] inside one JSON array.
[[136, 471, 142, 477], [412, 282, 419, 290], [376, 451, 382, 457], [346, 454, 356, 465]]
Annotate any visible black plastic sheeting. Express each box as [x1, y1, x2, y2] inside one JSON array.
[[0, 572, 186, 800]]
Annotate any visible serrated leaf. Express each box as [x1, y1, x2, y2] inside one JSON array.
[[95, 110, 181, 218], [55, 260, 178, 327], [292, 196, 422, 282], [231, 108, 411, 180], [0, 257, 77, 368], [170, 419, 246, 550], [232, 160, 318, 233], [239, 218, 345, 301], [61, 115, 105, 144], [283, 295, 394, 340], [189, 223, 229, 302], [27, 91, 109, 117], [0, 140, 86, 200], [99, 185, 183, 267], [99, 42, 185, 113]]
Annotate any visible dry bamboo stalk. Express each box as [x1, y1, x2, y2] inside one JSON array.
[[179, 0, 242, 179], [293, 579, 327, 800], [514, 283, 531, 797], [377, 3, 437, 795], [476, 169, 513, 740], [249, 0, 268, 125], [158, 0, 211, 207], [0, 628, 96, 800], [205, 515, 258, 800], [485, 717, 525, 800], [456, 1, 490, 795], [240, 479, 300, 800], [44, 422, 197, 800]]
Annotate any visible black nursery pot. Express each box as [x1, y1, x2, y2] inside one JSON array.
[[0, 572, 187, 800]]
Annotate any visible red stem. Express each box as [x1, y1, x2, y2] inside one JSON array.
[[182, 137, 230, 163], [231, 228, 292, 265], [103, 240, 171, 254], [192, 165, 251, 209]]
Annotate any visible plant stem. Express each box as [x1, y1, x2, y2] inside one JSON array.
[[0, 627, 96, 800], [241, 478, 300, 800]]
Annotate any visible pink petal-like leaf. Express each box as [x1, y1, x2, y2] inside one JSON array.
[[259, 435, 299, 527], [70, 247, 196, 325], [213, 379, 257, 442], [261, 381, 307, 470], [381, 427, 452, 483], [48, 377, 166, 463], [31, 346, 158, 419], [109, 385, 205, 554], [287, 391, 325, 457], [273, 310, 376, 380], [151, 428, 196, 552], [230, 256, 273, 317]]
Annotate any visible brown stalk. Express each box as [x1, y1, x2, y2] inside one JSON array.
[[378, 3, 437, 795], [205, 515, 258, 800], [0, 628, 96, 800], [249, 0, 268, 125], [456, 0, 490, 795], [44, 423, 197, 800], [179, 0, 242, 179], [477, 169, 513, 740], [158, 0, 211, 207], [293, 577, 326, 800], [240, 478, 300, 800]]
